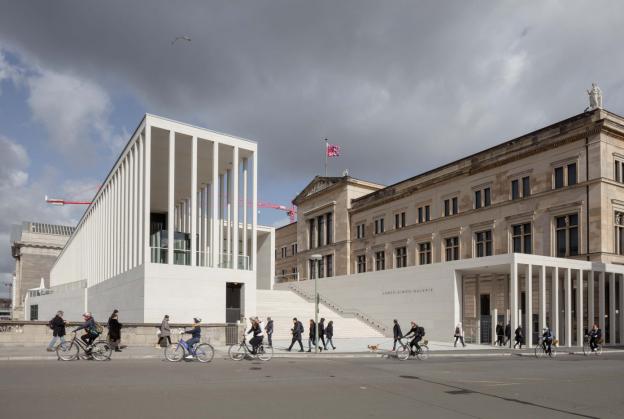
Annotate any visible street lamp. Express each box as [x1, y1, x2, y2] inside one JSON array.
[[310, 254, 323, 354]]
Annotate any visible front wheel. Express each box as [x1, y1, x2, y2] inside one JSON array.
[[549, 346, 557, 358], [57, 341, 78, 361], [228, 344, 246, 361], [256, 345, 273, 361], [416, 345, 429, 360], [195, 343, 215, 363], [396, 344, 410, 361], [165, 343, 184, 362], [91, 342, 112, 361], [534, 344, 545, 358]]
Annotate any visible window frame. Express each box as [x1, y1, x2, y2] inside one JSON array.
[[554, 213, 579, 257], [444, 236, 460, 261], [474, 230, 493, 257], [418, 242, 432, 265], [375, 250, 385, 271], [395, 246, 407, 268]]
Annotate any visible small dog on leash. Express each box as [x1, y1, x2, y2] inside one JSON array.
[[367, 344, 380, 352]]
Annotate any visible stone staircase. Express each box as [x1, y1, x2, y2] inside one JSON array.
[[255, 289, 385, 340]]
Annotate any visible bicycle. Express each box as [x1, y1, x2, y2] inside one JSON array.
[[228, 337, 273, 361], [164, 336, 214, 363], [583, 335, 603, 356], [396, 337, 429, 360], [534, 337, 558, 358], [56, 332, 112, 361]]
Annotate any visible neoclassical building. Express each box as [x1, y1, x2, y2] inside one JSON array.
[[276, 107, 624, 344]]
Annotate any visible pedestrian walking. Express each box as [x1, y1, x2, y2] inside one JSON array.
[[287, 317, 304, 352], [46, 310, 67, 352], [392, 319, 403, 351], [308, 319, 322, 352], [496, 323, 504, 346], [453, 322, 466, 347], [318, 318, 327, 350], [108, 309, 123, 352], [504, 322, 511, 346], [158, 314, 171, 347], [265, 317, 274, 347], [325, 320, 336, 350], [514, 326, 524, 349]]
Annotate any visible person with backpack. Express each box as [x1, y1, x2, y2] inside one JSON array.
[[72, 312, 100, 350], [287, 317, 304, 352], [403, 321, 424, 356], [46, 310, 67, 352], [107, 309, 123, 352], [453, 322, 466, 347]]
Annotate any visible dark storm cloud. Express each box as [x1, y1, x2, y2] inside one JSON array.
[[1, 0, 624, 197]]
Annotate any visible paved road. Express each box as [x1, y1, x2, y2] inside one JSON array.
[[1, 354, 623, 418]]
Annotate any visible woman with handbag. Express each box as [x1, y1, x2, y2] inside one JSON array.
[[108, 310, 123, 352], [158, 314, 171, 347]]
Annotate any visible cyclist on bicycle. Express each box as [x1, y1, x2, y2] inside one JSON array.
[[588, 324, 602, 352], [247, 316, 264, 355], [72, 312, 100, 350], [403, 321, 424, 356], [182, 317, 202, 359], [542, 327, 554, 354]]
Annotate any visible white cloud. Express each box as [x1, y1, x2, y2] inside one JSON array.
[[0, 136, 29, 189], [0, 51, 23, 93]]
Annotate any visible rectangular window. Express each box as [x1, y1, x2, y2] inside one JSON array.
[[417, 205, 431, 223], [444, 199, 450, 217], [317, 215, 325, 247], [281, 246, 287, 258], [357, 255, 366, 273], [291, 243, 297, 255], [555, 214, 579, 257], [425, 205, 430, 221], [318, 258, 324, 279], [475, 230, 493, 257], [615, 160, 623, 183], [419, 242, 432, 265], [452, 197, 458, 214], [554, 167, 564, 189], [615, 212, 624, 255], [395, 212, 406, 229], [325, 255, 333, 277], [484, 187, 491, 207], [308, 219, 315, 249], [474, 190, 482, 209], [418, 207, 423, 223], [511, 223, 532, 254], [326, 213, 333, 244], [30, 304, 38, 321], [356, 223, 365, 239], [395, 246, 407, 268], [511, 179, 519, 200], [445, 237, 460, 261], [567, 163, 577, 186], [522, 176, 530, 197], [375, 251, 385, 271], [444, 198, 458, 216], [374, 218, 385, 235]]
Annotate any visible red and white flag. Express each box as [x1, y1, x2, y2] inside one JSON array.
[[326, 143, 341, 157]]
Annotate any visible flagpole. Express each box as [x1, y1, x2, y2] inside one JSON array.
[[324, 138, 328, 177]]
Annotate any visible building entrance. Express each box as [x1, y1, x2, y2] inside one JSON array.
[[226, 283, 243, 323], [480, 294, 491, 344]]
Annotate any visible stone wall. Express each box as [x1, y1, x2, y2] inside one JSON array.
[[0, 321, 244, 347]]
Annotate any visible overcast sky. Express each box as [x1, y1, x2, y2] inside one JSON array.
[[1, 1, 624, 297]]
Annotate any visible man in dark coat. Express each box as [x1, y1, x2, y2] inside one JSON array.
[[318, 318, 327, 350], [265, 317, 274, 347], [504, 323, 512, 346], [307, 319, 321, 352], [496, 323, 504, 346], [108, 310, 123, 352], [392, 319, 403, 350], [46, 310, 67, 352], [287, 317, 304, 352]]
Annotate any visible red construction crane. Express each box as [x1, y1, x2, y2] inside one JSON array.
[[46, 195, 297, 222]]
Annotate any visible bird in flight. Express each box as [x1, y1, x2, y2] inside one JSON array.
[[171, 36, 191, 45]]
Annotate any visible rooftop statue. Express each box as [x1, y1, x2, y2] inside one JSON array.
[[586, 83, 603, 111]]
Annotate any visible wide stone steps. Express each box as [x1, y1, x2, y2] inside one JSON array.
[[255, 289, 385, 340]]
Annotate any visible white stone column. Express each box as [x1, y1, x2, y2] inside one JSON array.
[[599, 271, 606, 335], [167, 130, 175, 265], [191, 136, 197, 267], [510, 261, 518, 341], [211, 142, 219, 268], [609, 273, 616, 344], [242, 157, 248, 268], [525, 264, 533, 347], [143, 127, 151, 266], [491, 308, 498, 346], [226, 169, 232, 266], [218, 173, 224, 266], [130, 146, 136, 269], [552, 267, 560, 339], [565, 268, 572, 347], [137, 134, 144, 266], [576, 269, 584, 347], [588, 271, 594, 329], [252, 150, 258, 271], [232, 147, 239, 270], [619, 274, 624, 344], [115, 173, 120, 275], [539, 265, 546, 331]]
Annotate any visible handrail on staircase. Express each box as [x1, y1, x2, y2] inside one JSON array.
[[287, 284, 389, 336]]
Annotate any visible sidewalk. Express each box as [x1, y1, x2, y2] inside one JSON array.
[[1, 339, 623, 361]]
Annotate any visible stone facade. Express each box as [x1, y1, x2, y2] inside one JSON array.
[[275, 222, 298, 281], [277, 108, 624, 281], [10, 222, 74, 320]]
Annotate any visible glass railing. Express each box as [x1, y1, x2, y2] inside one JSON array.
[[196, 251, 212, 267], [151, 247, 168, 264], [174, 249, 191, 266], [238, 255, 250, 270]]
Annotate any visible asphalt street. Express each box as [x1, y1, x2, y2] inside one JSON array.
[[1, 353, 623, 419]]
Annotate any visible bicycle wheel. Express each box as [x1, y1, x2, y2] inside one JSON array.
[[195, 343, 215, 363], [228, 344, 246, 361], [549, 345, 557, 358], [416, 345, 430, 360], [396, 344, 410, 361], [165, 343, 184, 362], [583, 341, 590, 356], [91, 342, 112, 361], [256, 344, 273, 361], [534, 344, 544, 358], [56, 341, 78, 361]]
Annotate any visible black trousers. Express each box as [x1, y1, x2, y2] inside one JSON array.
[[250, 335, 263, 352], [81, 333, 96, 347], [454, 336, 465, 347], [267, 332, 273, 347], [319, 334, 327, 349], [392, 338, 402, 350], [288, 336, 303, 351], [158, 336, 172, 346]]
